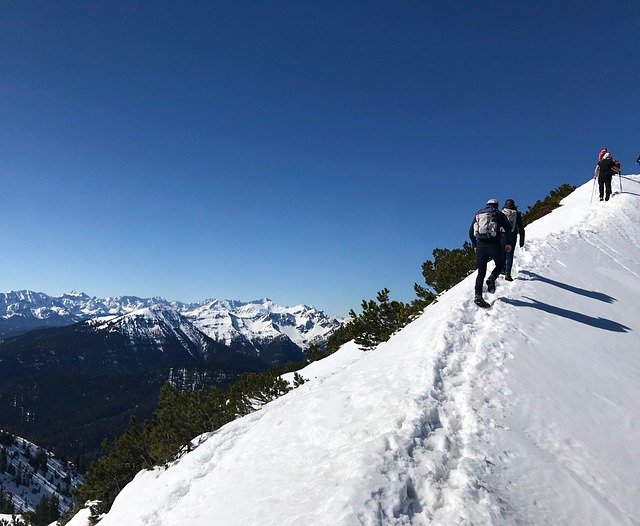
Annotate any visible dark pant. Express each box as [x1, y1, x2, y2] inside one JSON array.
[[475, 243, 505, 295], [500, 236, 516, 276], [598, 173, 612, 200]]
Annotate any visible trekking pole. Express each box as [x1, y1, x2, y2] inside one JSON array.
[[619, 170, 623, 194], [590, 176, 597, 203]]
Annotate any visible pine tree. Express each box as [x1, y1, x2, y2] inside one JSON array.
[[0, 487, 14, 514], [0, 431, 14, 447], [228, 371, 292, 417], [304, 343, 324, 363], [420, 241, 476, 295], [74, 416, 153, 518], [292, 372, 306, 387], [29, 494, 60, 525], [323, 321, 358, 357], [146, 384, 227, 466], [522, 183, 576, 225], [348, 288, 414, 350]]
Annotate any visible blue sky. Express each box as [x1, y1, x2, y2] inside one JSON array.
[[1, 2, 638, 316]]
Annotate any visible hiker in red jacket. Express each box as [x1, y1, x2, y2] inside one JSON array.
[[598, 147, 608, 161]]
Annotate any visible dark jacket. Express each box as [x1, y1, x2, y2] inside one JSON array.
[[469, 206, 512, 247], [500, 208, 525, 247], [598, 156, 615, 179]]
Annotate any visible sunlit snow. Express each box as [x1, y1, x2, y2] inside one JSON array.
[[75, 176, 640, 525]]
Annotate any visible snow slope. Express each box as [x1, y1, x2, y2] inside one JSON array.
[[0, 433, 83, 517], [87, 176, 640, 525]]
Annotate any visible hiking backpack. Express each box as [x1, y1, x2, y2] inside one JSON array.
[[501, 208, 518, 234], [473, 208, 499, 239]]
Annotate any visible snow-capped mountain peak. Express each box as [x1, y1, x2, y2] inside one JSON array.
[[0, 294, 342, 354], [180, 298, 341, 349]]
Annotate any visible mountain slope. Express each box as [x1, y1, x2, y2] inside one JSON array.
[[80, 176, 640, 525], [0, 305, 265, 383], [0, 306, 268, 467], [0, 431, 83, 517]]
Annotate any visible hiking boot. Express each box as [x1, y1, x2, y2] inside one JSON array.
[[505, 274, 513, 281], [486, 278, 496, 294], [474, 294, 491, 308]]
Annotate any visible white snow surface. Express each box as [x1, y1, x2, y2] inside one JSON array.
[[281, 340, 364, 385], [92, 176, 640, 525]]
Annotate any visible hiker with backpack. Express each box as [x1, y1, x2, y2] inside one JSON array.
[[469, 198, 513, 308], [500, 199, 525, 281], [596, 151, 616, 201]]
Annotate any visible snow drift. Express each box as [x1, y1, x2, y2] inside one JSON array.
[[83, 176, 640, 525]]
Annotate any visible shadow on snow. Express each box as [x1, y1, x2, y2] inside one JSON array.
[[499, 296, 631, 333], [517, 270, 616, 304]]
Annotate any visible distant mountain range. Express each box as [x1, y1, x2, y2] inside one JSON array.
[[0, 291, 343, 469], [0, 291, 342, 360]]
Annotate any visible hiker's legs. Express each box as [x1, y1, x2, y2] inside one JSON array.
[[487, 244, 505, 281], [504, 245, 515, 275], [475, 245, 490, 295], [598, 175, 605, 199], [605, 175, 613, 200]]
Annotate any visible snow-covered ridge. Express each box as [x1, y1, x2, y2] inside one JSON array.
[[0, 293, 342, 350], [89, 176, 640, 525]]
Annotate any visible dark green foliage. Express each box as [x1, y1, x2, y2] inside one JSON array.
[[78, 390, 229, 519], [348, 289, 416, 350], [419, 241, 477, 294], [0, 431, 14, 447], [227, 371, 292, 417], [292, 372, 306, 388], [0, 487, 14, 514], [70, 366, 303, 520], [27, 494, 60, 526], [73, 417, 153, 518], [522, 183, 576, 225], [322, 322, 359, 358], [269, 360, 308, 376], [305, 343, 327, 363], [145, 384, 228, 466], [28, 447, 48, 474], [412, 282, 436, 309], [0, 370, 176, 473]]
